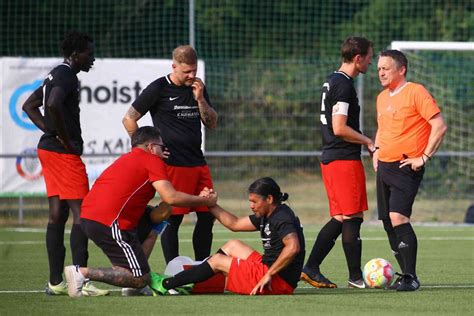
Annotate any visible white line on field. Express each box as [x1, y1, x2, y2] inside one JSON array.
[[1, 236, 473, 245], [1, 284, 473, 294]]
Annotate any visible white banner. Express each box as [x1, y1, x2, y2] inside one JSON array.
[[0, 57, 205, 194]]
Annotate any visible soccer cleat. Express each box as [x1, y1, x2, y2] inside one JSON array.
[[396, 274, 420, 292], [45, 281, 68, 295], [348, 278, 366, 289], [174, 283, 194, 295], [300, 266, 337, 289], [82, 281, 110, 296], [121, 287, 153, 296], [64, 265, 85, 298], [149, 272, 169, 295], [387, 272, 404, 290]]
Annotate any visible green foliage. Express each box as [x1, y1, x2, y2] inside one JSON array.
[[1, 0, 472, 198]]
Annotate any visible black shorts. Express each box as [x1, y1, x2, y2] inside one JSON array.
[[81, 218, 150, 277], [377, 161, 424, 220]]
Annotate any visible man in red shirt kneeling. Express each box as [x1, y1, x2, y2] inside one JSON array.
[[64, 126, 217, 298]]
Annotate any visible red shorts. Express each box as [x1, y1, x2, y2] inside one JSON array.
[[165, 165, 213, 215], [38, 149, 89, 199], [225, 251, 295, 295], [320, 160, 368, 216]]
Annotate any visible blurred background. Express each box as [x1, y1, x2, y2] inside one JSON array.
[[1, 0, 472, 224]]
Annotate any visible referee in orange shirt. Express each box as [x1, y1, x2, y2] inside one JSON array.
[[373, 50, 447, 291]]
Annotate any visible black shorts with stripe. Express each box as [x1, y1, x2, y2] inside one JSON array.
[[377, 161, 424, 220], [81, 218, 150, 277]]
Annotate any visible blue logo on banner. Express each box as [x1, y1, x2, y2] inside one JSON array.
[[9, 80, 42, 130]]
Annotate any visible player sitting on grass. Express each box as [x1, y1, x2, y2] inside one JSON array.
[[63, 126, 217, 298], [150, 177, 305, 295]]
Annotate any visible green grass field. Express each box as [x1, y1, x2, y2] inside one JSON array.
[[0, 224, 473, 315]]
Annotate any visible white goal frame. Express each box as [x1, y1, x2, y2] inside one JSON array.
[[391, 41, 474, 51]]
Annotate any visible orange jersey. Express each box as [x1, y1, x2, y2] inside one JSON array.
[[376, 82, 440, 162]]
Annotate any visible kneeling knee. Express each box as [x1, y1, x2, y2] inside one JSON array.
[[135, 273, 151, 288]]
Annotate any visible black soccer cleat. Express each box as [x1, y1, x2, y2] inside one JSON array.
[[387, 272, 404, 290], [300, 266, 337, 288], [396, 274, 420, 292]]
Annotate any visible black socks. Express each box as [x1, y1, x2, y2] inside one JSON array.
[[394, 223, 418, 277], [46, 223, 66, 284], [306, 218, 342, 270], [193, 212, 215, 261], [70, 224, 88, 267], [342, 217, 363, 280], [160, 215, 184, 264], [163, 261, 215, 290], [383, 219, 405, 273]]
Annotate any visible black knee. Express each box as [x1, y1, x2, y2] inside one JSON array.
[[195, 212, 215, 229], [341, 217, 363, 244], [382, 219, 394, 234], [319, 218, 343, 240], [48, 201, 69, 225]]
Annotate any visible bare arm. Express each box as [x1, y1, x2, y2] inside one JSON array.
[[46, 86, 74, 153], [372, 129, 380, 172], [423, 113, 447, 158], [122, 106, 144, 137], [208, 204, 256, 232], [152, 180, 217, 208], [399, 113, 447, 170], [250, 232, 300, 295], [192, 78, 218, 129], [332, 114, 375, 150], [22, 89, 46, 132]]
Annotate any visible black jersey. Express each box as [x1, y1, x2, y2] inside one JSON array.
[[320, 71, 362, 164], [132, 75, 211, 167], [249, 204, 305, 288], [37, 63, 83, 155]]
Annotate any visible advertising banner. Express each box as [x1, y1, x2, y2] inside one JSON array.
[[0, 57, 205, 194]]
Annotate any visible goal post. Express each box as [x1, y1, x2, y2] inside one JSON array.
[[391, 41, 474, 51]]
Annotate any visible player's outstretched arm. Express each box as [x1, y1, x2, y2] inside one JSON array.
[[208, 204, 256, 232], [22, 88, 46, 132], [152, 180, 217, 208], [122, 106, 143, 137]]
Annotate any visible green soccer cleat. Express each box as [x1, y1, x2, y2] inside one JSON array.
[[149, 272, 170, 295], [82, 281, 110, 296], [45, 281, 68, 295], [173, 283, 194, 295]]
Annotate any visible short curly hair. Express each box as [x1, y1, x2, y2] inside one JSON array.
[[60, 31, 93, 58]]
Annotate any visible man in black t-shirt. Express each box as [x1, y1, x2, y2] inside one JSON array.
[[149, 177, 305, 296], [22, 31, 107, 296], [123, 45, 218, 264], [300, 36, 376, 289]]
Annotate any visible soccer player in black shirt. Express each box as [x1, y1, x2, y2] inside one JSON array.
[[22, 31, 108, 296], [122, 45, 218, 264], [149, 177, 305, 295], [300, 36, 377, 289]]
